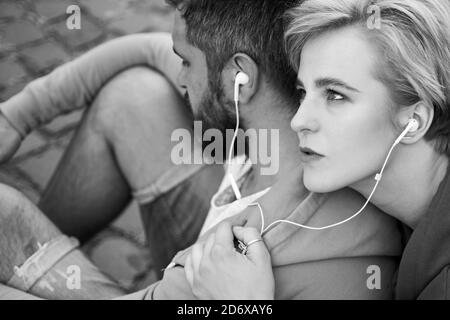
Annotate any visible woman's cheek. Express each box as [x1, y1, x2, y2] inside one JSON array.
[[304, 144, 358, 192]]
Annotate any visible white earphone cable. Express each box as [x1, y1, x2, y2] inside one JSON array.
[[228, 98, 242, 200], [228, 99, 240, 166], [231, 75, 413, 239], [254, 131, 403, 236]]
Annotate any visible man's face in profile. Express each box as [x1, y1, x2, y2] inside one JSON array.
[[171, 11, 236, 134]]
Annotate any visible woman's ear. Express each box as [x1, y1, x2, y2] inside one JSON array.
[[397, 101, 434, 144], [222, 53, 259, 104]]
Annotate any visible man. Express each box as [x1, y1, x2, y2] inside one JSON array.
[[0, 0, 402, 299]]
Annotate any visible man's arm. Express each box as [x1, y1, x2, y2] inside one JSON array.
[[0, 32, 182, 139]]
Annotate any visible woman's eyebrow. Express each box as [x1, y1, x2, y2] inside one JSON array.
[[315, 77, 360, 92]]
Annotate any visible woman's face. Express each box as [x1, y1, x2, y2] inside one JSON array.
[[291, 26, 398, 193]]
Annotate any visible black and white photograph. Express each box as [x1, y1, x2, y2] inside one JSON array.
[[0, 0, 449, 305]]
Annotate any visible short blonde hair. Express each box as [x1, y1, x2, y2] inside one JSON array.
[[285, 0, 450, 155]]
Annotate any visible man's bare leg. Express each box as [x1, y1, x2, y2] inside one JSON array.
[[39, 67, 193, 243]]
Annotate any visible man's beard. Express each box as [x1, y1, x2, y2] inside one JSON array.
[[184, 79, 244, 161], [184, 80, 236, 135]]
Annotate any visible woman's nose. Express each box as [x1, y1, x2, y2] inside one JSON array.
[[290, 97, 320, 134]]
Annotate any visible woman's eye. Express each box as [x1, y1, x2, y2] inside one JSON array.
[[182, 60, 190, 67], [326, 89, 345, 102]]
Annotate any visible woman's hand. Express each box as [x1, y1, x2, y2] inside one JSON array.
[[184, 221, 275, 300]]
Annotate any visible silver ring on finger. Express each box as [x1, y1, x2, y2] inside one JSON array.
[[242, 238, 263, 255]]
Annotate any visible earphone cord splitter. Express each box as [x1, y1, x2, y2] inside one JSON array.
[[230, 87, 411, 238], [250, 133, 400, 237]]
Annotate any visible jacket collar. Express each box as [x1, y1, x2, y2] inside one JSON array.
[[396, 166, 450, 299]]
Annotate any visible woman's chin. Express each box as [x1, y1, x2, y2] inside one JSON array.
[[303, 173, 339, 194]]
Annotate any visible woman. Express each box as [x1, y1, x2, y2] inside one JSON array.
[[1, 0, 409, 299], [184, 0, 450, 300]]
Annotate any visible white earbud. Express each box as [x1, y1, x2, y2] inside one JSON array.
[[394, 118, 419, 146], [253, 117, 422, 235], [407, 118, 419, 132], [228, 72, 250, 200], [234, 72, 249, 102]]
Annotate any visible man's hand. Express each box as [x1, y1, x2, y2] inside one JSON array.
[[0, 111, 22, 164], [184, 221, 275, 300]]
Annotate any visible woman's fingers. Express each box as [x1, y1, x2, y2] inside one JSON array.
[[185, 223, 275, 300], [232, 226, 260, 243], [232, 226, 269, 262], [213, 221, 234, 248], [185, 238, 214, 299]]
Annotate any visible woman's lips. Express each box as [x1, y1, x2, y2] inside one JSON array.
[[299, 147, 324, 163]]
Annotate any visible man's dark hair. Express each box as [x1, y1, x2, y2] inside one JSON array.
[[167, 0, 300, 104]]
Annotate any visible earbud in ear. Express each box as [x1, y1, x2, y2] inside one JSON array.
[[394, 118, 419, 145], [234, 72, 249, 102], [229, 72, 249, 200], [235, 72, 249, 86], [407, 118, 419, 132]]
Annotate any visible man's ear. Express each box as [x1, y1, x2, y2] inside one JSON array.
[[222, 53, 260, 104], [396, 101, 434, 144]]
